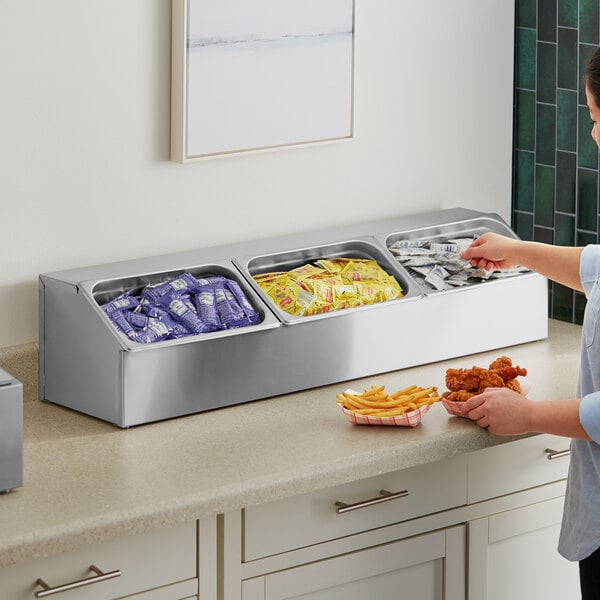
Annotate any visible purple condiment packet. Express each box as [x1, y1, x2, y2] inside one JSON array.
[[160, 290, 211, 334], [142, 272, 200, 304], [101, 293, 139, 315], [108, 310, 139, 340], [133, 318, 172, 344], [194, 286, 220, 331], [225, 280, 259, 324]]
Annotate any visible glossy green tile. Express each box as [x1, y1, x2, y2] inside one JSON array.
[[514, 150, 535, 211], [534, 226, 554, 244], [575, 292, 587, 325], [537, 42, 557, 103], [535, 165, 556, 227], [517, 28, 537, 90], [557, 89, 577, 151], [513, 211, 534, 240], [578, 105, 599, 168], [558, 0, 578, 28], [555, 212, 576, 245], [518, 0, 537, 28], [577, 230, 598, 244], [552, 282, 574, 321], [539, 0, 558, 42], [580, 0, 600, 45], [536, 103, 556, 165], [556, 150, 577, 212], [579, 44, 599, 103], [578, 168, 599, 231], [558, 28, 578, 90], [515, 90, 536, 150], [513, 1, 600, 326]]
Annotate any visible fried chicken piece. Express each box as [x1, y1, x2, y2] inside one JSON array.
[[442, 390, 477, 401], [493, 365, 528, 382], [488, 356, 513, 370], [505, 379, 521, 392], [477, 373, 504, 393], [445, 366, 489, 392], [443, 355, 527, 402]]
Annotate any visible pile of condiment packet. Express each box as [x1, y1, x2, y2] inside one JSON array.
[[253, 257, 403, 316], [101, 272, 260, 344], [388, 237, 529, 291]]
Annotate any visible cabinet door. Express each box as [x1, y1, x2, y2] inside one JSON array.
[[242, 527, 465, 600], [468, 497, 579, 600], [0, 522, 197, 600]]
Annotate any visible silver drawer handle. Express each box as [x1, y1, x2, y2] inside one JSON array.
[[545, 447, 571, 461], [335, 489, 409, 514], [35, 565, 121, 598]]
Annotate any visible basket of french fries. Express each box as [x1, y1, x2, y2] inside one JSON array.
[[336, 384, 440, 427]]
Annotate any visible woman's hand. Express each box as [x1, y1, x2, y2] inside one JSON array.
[[460, 232, 521, 271], [461, 387, 533, 435]]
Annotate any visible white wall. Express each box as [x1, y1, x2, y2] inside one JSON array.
[[0, 0, 514, 347]]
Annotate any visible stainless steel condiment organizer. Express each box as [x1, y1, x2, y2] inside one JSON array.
[[39, 208, 548, 427]]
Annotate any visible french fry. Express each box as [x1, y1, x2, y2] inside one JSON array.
[[390, 385, 419, 398], [337, 384, 440, 417], [411, 387, 436, 401], [363, 385, 385, 396]]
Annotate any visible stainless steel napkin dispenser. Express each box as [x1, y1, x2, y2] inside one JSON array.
[[0, 368, 23, 492]]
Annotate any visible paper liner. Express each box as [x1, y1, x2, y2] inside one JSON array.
[[339, 403, 432, 427], [440, 384, 530, 417], [441, 398, 465, 416]]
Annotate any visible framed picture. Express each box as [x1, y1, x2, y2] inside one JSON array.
[[171, 0, 355, 162]]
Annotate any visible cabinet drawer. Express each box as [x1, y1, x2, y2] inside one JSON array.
[[243, 455, 467, 561], [0, 522, 197, 600], [467, 434, 570, 503]]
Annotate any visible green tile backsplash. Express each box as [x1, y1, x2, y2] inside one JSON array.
[[513, 0, 600, 324], [580, 0, 600, 44]]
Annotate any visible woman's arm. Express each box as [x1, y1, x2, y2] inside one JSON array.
[[460, 233, 584, 292]]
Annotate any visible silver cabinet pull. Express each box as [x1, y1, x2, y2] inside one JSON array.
[[335, 489, 409, 514], [35, 565, 121, 598], [545, 447, 571, 461]]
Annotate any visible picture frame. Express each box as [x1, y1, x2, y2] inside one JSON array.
[[170, 0, 355, 162]]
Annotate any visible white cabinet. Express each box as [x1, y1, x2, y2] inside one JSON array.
[[242, 527, 466, 600], [221, 457, 469, 600], [468, 497, 579, 600], [0, 522, 199, 600], [220, 435, 575, 600]]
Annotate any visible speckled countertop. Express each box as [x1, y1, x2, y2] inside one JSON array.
[[0, 319, 582, 568]]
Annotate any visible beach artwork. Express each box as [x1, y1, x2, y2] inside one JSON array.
[[173, 0, 354, 160]]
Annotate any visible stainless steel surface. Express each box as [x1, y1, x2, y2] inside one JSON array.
[[545, 447, 571, 460], [382, 215, 517, 247], [379, 216, 520, 296], [335, 489, 409, 514], [0, 368, 23, 492], [39, 208, 549, 427], [35, 565, 121, 598]]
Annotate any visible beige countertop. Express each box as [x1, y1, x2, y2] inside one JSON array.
[[0, 319, 582, 568]]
